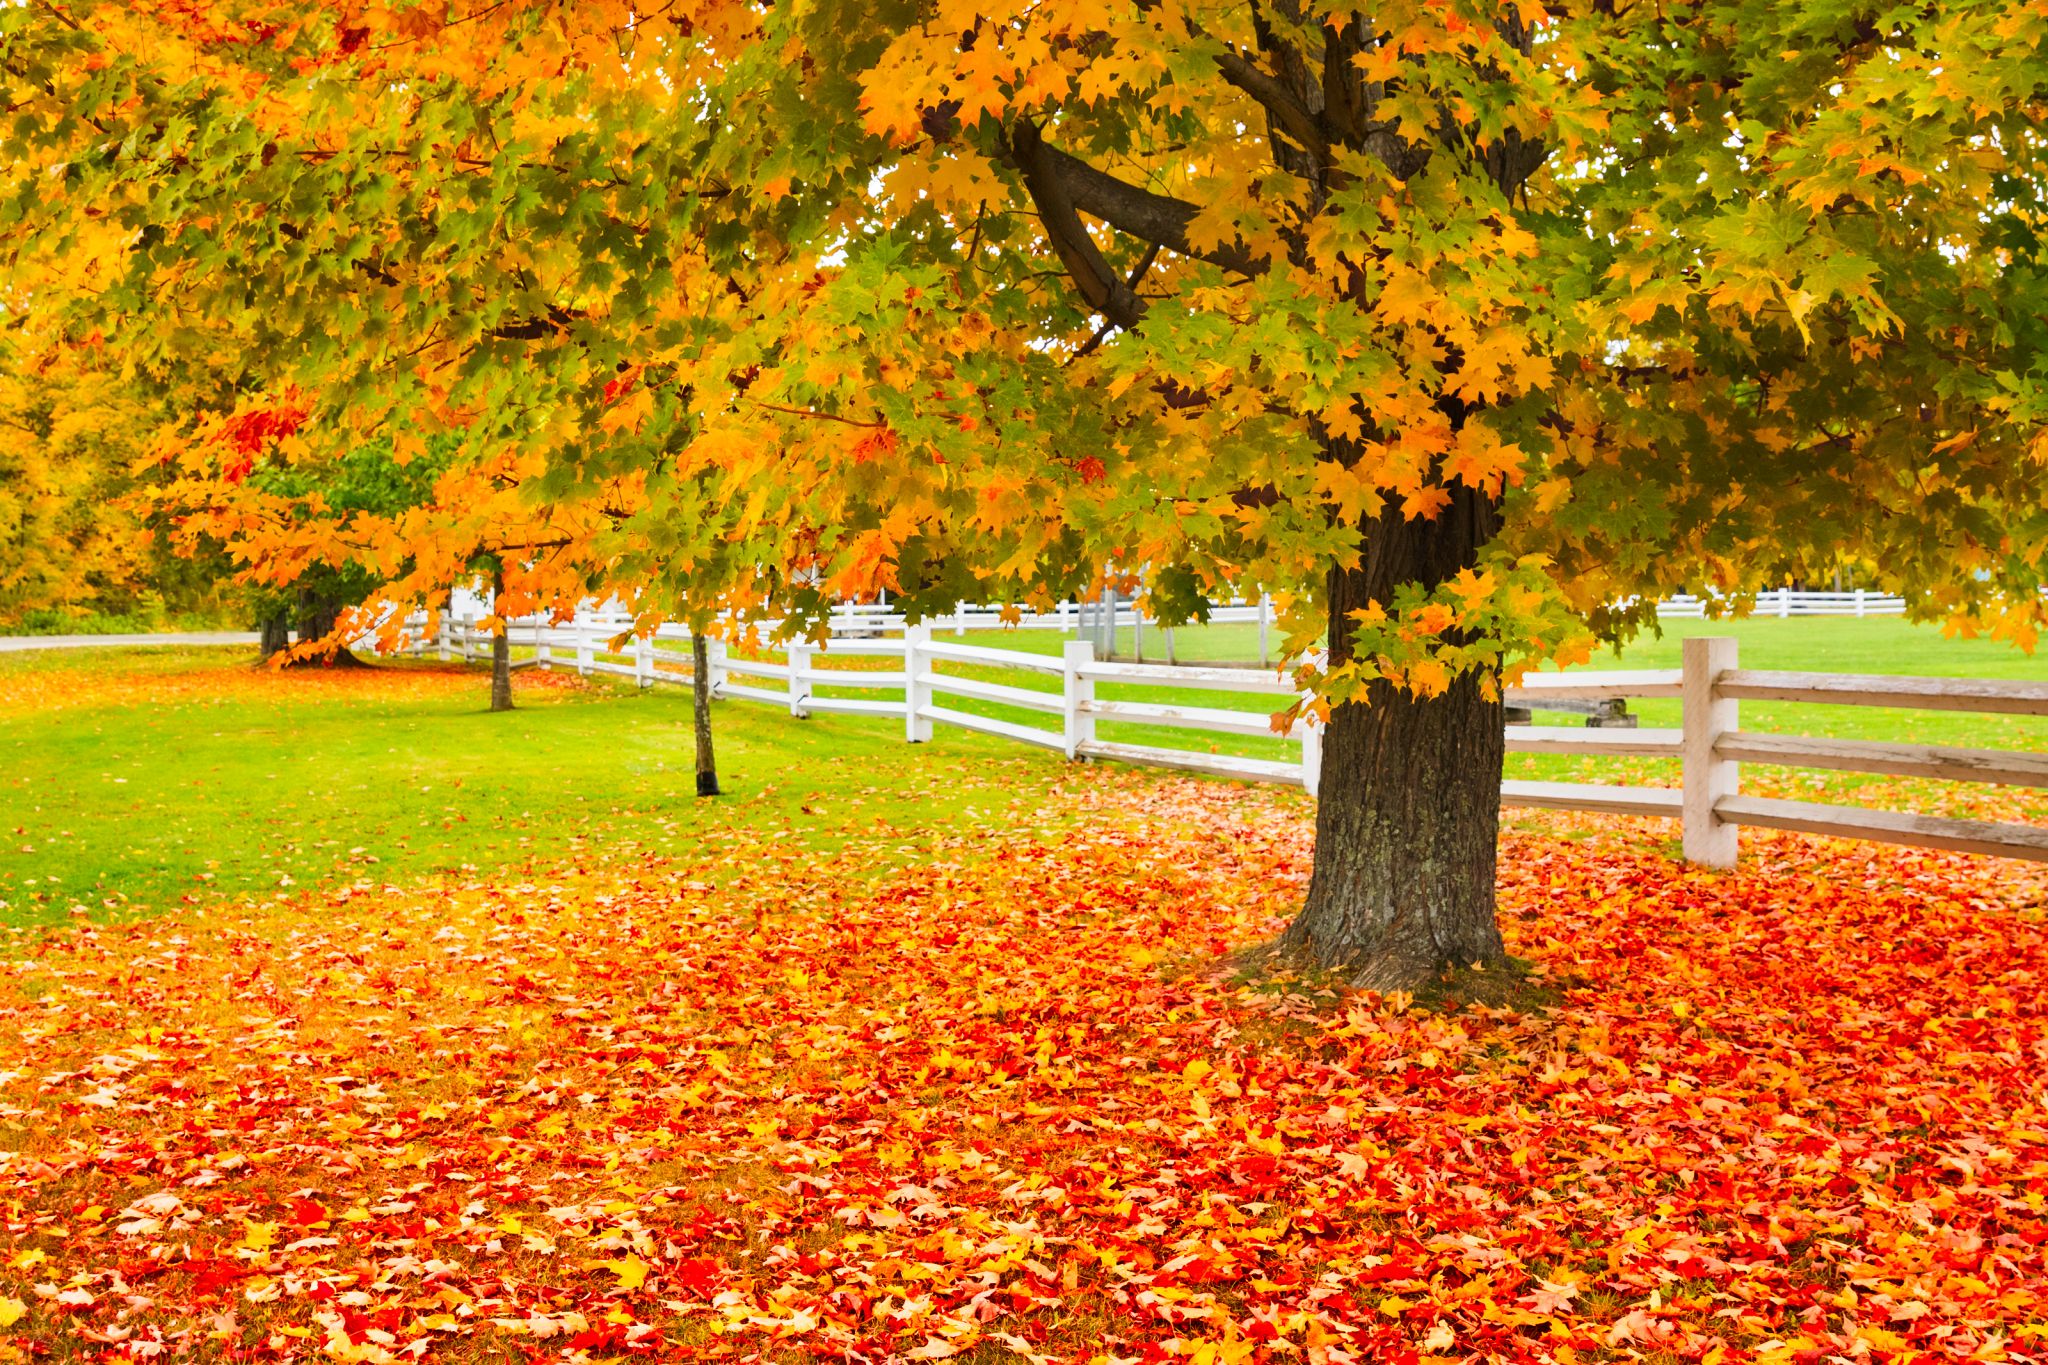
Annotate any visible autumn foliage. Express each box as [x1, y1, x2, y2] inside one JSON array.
[[3, 762, 2045, 1362]]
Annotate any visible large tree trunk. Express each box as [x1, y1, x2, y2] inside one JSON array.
[[258, 611, 290, 660], [692, 634, 720, 797], [1280, 481, 1508, 991]]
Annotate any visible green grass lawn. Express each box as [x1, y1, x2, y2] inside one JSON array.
[[3, 614, 2039, 931], [0, 647, 1077, 930]]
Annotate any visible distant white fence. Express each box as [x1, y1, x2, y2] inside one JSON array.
[[432, 588, 1908, 667], [1657, 589, 1906, 618], [418, 613, 2048, 866]]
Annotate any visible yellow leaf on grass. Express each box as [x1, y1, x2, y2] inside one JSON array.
[[0, 1297, 25, 1328], [601, 1255, 650, 1292]]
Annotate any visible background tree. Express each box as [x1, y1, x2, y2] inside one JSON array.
[[0, 334, 238, 631], [153, 418, 646, 709], [6, 1, 2043, 987]]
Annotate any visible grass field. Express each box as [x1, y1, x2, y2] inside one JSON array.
[[0, 648, 1080, 928], [2, 614, 2041, 930]]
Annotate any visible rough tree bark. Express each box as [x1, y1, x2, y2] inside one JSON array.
[[692, 633, 721, 797], [285, 591, 365, 667], [488, 569, 514, 712], [1279, 481, 1508, 989], [258, 611, 290, 661]]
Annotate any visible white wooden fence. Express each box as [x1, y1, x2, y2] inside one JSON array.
[[416, 617, 2047, 866], [429, 587, 1909, 671], [1656, 589, 1906, 618]]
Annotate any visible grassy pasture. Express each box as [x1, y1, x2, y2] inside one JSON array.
[[2, 614, 2040, 929]]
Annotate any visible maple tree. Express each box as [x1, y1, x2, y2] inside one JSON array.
[[0, 340, 148, 626], [5, 2, 2047, 985]]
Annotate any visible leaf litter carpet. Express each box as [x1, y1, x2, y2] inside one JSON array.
[[2, 779, 2044, 1365]]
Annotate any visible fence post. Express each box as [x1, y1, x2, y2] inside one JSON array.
[[1777, 588, 1791, 619], [905, 624, 933, 742], [788, 639, 812, 718], [1259, 593, 1271, 668], [1063, 641, 1095, 759], [437, 617, 451, 662], [636, 634, 653, 689], [536, 621, 551, 671], [576, 622, 593, 675], [708, 637, 728, 697], [1854, 589, 1866, 619], [1681, 636, 1740, 868], [955, 602, 968, 637]]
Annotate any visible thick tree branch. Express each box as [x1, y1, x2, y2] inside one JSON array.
[[1013, 135, 1270, 279], [1070, 240, 1162, 363], [1057, 155, 1269, 278], [1212, 48, 1328, 161], [1008, 121, 1144, 328]]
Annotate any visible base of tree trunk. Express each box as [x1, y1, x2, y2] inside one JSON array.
[[1279, 669, 1509, 993], [696, 771, 721, 797]]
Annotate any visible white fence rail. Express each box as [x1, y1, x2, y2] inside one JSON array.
[[1658, 589, 1906, 618], [412, 614, 2047, 866]]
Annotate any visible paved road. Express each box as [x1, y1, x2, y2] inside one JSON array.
[[0, 631, 261, 653]]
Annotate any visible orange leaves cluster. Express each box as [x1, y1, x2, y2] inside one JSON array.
[[3, 769, 2046, 1362]]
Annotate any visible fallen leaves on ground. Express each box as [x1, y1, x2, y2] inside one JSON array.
[[2, 774, 2045, 1365]]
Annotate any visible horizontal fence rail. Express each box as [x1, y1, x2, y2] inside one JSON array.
[[406, 614, 2046, 866]]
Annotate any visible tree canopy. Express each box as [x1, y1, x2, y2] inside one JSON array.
[[6, 0, 2043, 982], [6, 0, 2042, 662]]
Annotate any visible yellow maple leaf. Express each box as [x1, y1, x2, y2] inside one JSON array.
[[1377, 270, 1436, 325], [1320, 399, 1367, 443], [601, 1255, 650, 1292], [0, 1297, 25, 1329]]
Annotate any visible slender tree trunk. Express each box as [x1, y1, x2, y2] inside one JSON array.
[[1280, 480, 1508, 991], [487, 568, 514, 712], [489, 630, 514, 711], [692, 633, 720, 797]]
